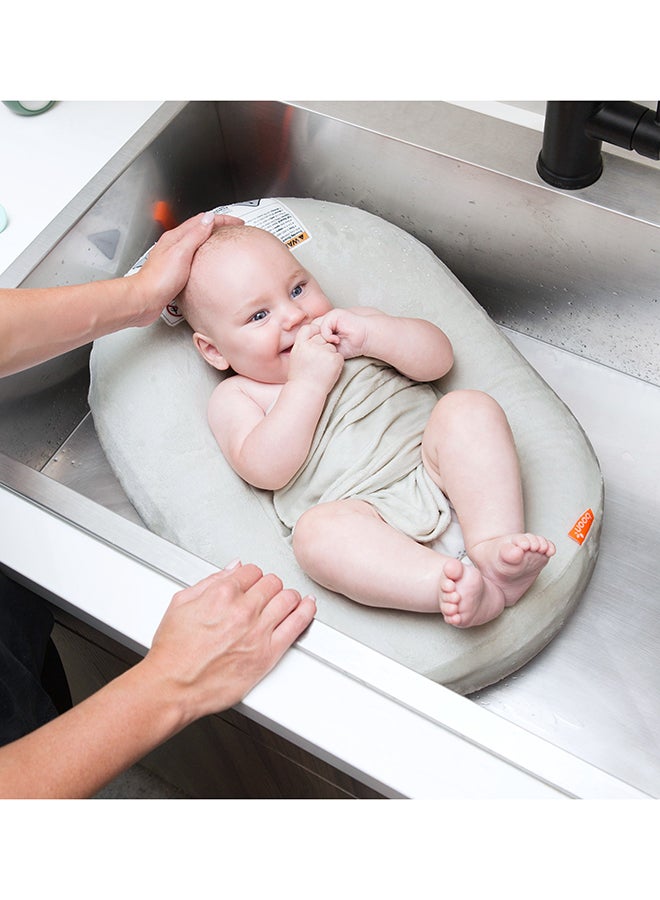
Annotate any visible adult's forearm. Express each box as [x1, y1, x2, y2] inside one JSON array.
[[0, 210, 228, 378], [0, 278, 146, 377], [0, 657, 185, 799]]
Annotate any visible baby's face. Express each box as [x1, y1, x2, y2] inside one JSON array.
[[191, 228, 333, 383]]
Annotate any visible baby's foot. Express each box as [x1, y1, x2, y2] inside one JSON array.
[[439, 534, 556, 628], [439, 558, 506, 627], [470, 533, 556, 608]]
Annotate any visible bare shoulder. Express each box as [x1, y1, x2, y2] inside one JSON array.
[[209, 375, 281, 417], [207, 376, 270, 453]]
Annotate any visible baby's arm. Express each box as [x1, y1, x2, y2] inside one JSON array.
[[208, 325, 343, 490], [317, 307, 453, 382], [208, 378, 327, 490]]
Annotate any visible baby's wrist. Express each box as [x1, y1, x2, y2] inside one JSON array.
[[286, 373, 331, 402], [359, 315, 389, 359]]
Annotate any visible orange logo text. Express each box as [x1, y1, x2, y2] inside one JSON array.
[[569, 508, 594, 545]]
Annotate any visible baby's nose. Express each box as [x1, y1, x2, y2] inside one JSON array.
[[281, 303, 307, 328]]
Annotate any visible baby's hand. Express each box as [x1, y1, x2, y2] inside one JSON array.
[[314, 309, 369, 359], [288, 323, 344, 394]]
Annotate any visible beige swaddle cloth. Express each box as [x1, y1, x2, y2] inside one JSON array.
[[273, 356, 452, 542]]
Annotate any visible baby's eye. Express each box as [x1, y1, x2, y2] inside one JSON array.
[[250, 309, 268, 322], [291, 283, 305, 300]]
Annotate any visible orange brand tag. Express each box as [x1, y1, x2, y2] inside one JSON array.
[[569, 508, 594, 545]]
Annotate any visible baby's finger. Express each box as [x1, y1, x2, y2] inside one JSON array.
[[309, 333, 339, 352], [317, 318, 340, 344], [294, 323, 321, 343]]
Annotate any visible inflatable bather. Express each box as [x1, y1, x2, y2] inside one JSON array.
[[89, 198, 603, 694]]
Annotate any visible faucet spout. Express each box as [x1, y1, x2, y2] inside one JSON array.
[[537, 101, 660, 189]]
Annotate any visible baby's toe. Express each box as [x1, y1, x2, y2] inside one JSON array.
[[443, 557, 464, 582], [519, 533, 541, 552]]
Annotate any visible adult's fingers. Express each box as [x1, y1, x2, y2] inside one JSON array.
[[170, 562, 264, 606], [258, 587, 305, 632], [156, 211, 244, 254], [213, 213, 244, 227], [226, 564, 275, 595], [244, 572, 288, 614], [269, 594, 317, 658], [153, 211, 211, 250]]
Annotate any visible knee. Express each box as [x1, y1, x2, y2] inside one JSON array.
[[431, 389, 508, 429], [292, 504, 330, 572]]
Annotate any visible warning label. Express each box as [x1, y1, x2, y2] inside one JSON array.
[[162, 302, 184, 325], [210, 199, 312, 249]]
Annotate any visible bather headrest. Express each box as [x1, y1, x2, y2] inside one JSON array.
[[89, 198, 602, 694]]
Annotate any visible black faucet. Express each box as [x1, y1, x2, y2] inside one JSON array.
[[537, 101, 660, 189]]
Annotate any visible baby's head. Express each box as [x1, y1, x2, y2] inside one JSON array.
[[178, 225, 254, 335], [179, 225, 333, 384]]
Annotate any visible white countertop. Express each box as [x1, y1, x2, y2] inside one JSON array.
[[0, 101, 162, 276]]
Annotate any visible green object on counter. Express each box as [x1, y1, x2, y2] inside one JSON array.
[[0, 204, 7, 233], [3, 101, 55, 116]]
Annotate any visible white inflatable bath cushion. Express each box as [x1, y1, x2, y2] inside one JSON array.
[[89, 198, 602, 694]]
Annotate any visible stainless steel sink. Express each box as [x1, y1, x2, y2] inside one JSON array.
[[1, 101, 659, 797]]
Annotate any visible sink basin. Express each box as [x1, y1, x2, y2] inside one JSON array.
[[1, 101, 658, 798]]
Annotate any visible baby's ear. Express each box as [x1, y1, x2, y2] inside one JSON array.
[[192, 332, 230, 371]]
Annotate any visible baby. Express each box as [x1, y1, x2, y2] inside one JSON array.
[[178, 225, 555, 628]]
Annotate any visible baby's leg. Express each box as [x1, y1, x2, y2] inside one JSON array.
[[292, 499, 451, 612], [422, 390, 555, 627]]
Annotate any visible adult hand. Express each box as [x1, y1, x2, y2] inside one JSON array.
[[131, 212, 244, 327], [0, 561, 314, 799], [143, 562, 316, 722]]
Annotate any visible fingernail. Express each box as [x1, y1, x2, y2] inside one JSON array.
[[201, 211, 215, 225], [224, 557, 241, 571]]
